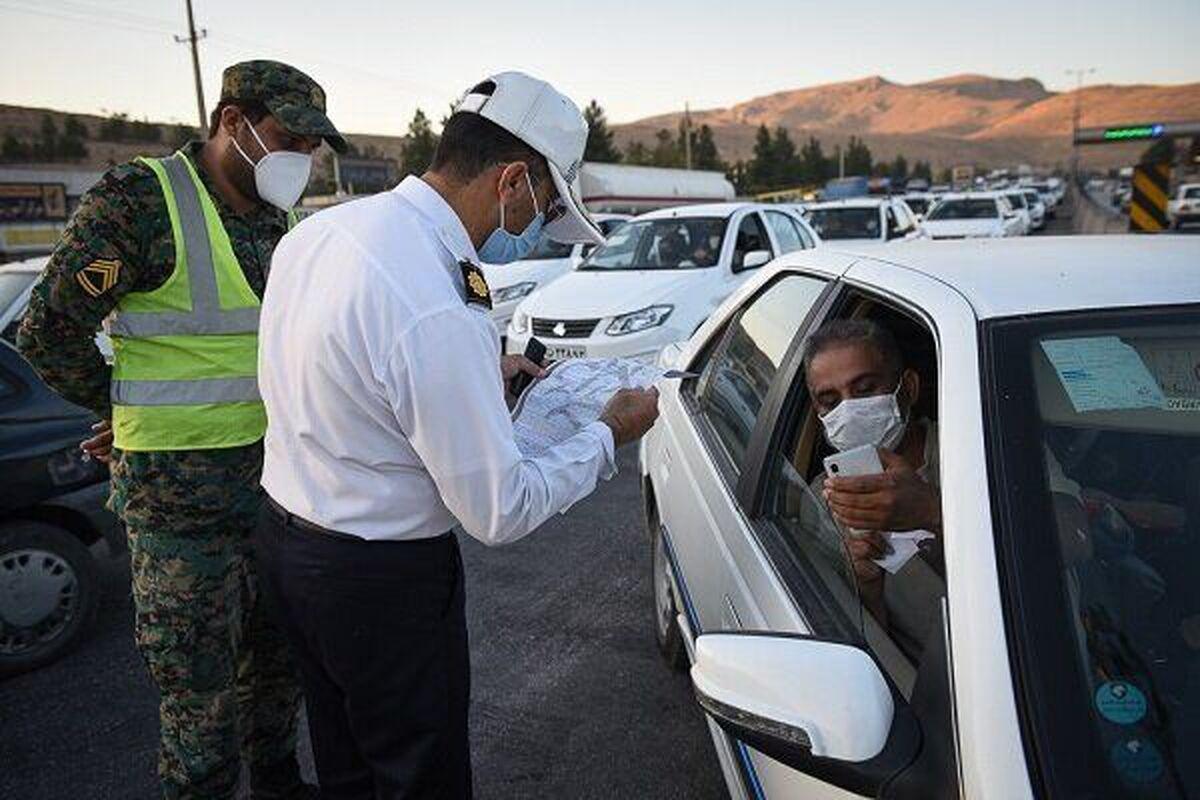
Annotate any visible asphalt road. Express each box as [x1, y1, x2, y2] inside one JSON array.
[[0, 449, 727, 800]]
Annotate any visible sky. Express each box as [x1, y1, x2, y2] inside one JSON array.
[[1, 0, 1198, 136]]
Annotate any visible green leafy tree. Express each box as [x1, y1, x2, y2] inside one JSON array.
[[1, 131, 31, 162], [798, 136, 828, 185], [889, 155, 908, 182], [36, 114, 58, 159], [622, 140, 652, 165], [745, 125, 774, 192], [651, 128, 681, 167], [911, 160, 933, 182], [844, 135, 872, 176], [99, 112, 129, 141], [691, 124, 723, 171], [582, 100, 621, 163], [768, 126, 800, 188], [63, 116, 88, 140], [399, 109, 439, 178]]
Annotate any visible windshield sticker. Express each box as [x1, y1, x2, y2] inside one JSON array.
[[1111, 738, 1164, 785], [1095, 681, 1148, 725], [1040, 337, 1166, 412], [1136, 341, 1200, 412]]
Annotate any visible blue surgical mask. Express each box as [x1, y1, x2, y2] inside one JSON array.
[[478, 171, 544, 264]]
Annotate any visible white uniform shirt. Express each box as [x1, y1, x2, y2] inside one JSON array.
[[258, 176, 616, 543]]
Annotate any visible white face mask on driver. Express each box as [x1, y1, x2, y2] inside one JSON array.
[[819, 381, 909, 453], [231, 120, 312, 211]]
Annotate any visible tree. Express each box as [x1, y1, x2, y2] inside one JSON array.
[[768, 126, 800, 188], [844, 136, 872, 176], [1, 131, 31, 162], [582, 100, 621, 163], [889, 155, 908, 183], [746, 125, 775, 193], [99, 112, 129, 141], [622, 140, 651, 166], [691, 124, 723, 171], [911, 160, 933, 182], [798, 136, 828, 185], [651, 128, 681, 167], [937, 166, 954, 184], [36, 114, 58, 160], [63, 116, 88, 140], [399, 109, 439, 178]]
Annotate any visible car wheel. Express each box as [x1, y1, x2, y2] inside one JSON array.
[[0, 521, 99, 678], [651, 525, 688, 672]]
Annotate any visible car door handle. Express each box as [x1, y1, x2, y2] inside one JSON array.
[[722, 594, 743, 630]]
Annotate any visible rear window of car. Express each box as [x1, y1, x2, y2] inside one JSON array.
[[927, 199, 998, 220]]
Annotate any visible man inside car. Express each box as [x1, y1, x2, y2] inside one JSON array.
[[803, 319, 942, 646]]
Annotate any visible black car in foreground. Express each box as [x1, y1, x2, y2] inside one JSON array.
[[0, 340, 123, 677]]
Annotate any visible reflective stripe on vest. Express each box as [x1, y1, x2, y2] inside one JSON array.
[[109, 151, 265, 451], [107, 154, 260, 338]]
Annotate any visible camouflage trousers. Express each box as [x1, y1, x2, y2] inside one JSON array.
[[111, 444, 303, 800]]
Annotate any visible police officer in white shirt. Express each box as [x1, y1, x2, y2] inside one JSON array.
[[254, 71, 659, 799]]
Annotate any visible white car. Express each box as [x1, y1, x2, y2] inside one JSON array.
[[1168, 183, 1200, 229], [802, 198, 924, 246], [923, 192, 1024, 239], [0, 257, 113, 360], [505, 203, 817, 362], [1019, 188, 1047, 230], [1001, 190, 1034, 235], [639, 236, 1200, 799], [898, 193, 934, 221], [481, 213, 630, 339]]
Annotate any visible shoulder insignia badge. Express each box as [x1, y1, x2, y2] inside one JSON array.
[[77, 258, 121, 298], [459, 260, 492, 310]]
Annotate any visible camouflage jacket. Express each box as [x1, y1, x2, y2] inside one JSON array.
[[16, 141, 288, 495]]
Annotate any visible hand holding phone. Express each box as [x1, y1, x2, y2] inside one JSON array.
[[509, 337, 547, 398], [823, 444, 884, 480]]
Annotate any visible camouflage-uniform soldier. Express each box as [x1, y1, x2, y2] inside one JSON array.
[[17, 61, 346, 800]]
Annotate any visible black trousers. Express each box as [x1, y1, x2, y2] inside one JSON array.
[[255, 498, 472, 800]]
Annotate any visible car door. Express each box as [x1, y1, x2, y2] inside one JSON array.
[[656, 270, 841, 797]]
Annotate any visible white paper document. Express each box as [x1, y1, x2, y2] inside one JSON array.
[[1040, 336, 1166, 412], [511, 358, 666, 458], [874, 530, 937, 574]]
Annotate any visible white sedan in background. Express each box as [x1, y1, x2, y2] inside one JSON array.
[[482, 213, 630, 339], [922, 192, 1024, 239], [640, 235, 1200, 799], [803, 198, 924, 246], [505, 203, 817, 362]]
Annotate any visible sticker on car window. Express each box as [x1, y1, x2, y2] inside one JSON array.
[[1110, 737, 1164, 785], [1040, 336, 1166, 412], [1095, 680, 1148, 725]]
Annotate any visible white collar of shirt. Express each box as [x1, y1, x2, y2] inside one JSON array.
[[392, 175, 481, 269]]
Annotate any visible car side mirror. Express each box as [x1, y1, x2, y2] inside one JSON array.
[[736, 250, 771, 271], [691, 633, 919, 796]]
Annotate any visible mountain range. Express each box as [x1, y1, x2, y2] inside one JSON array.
[[611, 74, 1200, 169]]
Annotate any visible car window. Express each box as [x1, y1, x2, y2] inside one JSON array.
[[731, 213, 773, 269], [989, 310, 1200, 799], [792, 217, 816, 249], [689, 275, 828, 475], [761, 298, 945, 684], [926, 199, 999, 220], [806, 206, 881, 240], [519, 236, 574, 261], [765, 211, 804, 254], [580, 217, 726, 271]]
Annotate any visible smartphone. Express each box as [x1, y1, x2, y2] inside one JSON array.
[[509, 337, 547, 397], [823, 444, 883, 480]]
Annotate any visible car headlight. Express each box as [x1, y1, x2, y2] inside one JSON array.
[[493, 281, 537, 303], [606, 304, 673, 336], [511, 310, 530, 334]]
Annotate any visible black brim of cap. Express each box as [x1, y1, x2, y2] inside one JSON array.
[[267, 99, 348, 153]]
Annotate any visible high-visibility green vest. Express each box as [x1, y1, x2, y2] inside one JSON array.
[[108, 152, 271, 451]]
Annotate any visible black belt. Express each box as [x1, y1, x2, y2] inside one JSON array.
[[265, 495, 452, 544]]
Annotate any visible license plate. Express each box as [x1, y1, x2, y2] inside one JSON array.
[[545, 346, 586, 360]]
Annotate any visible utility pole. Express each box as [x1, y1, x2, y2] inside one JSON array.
[[1065, 67, 1096, 182], [683, 103, 693, 170], [175, 0, 209, 133]]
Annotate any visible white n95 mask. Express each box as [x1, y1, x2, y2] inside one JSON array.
[[819, 383, 908, 453], [232, 120, 312, 211]]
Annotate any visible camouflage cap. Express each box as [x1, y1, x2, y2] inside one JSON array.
[[220, 60, 347, 153]]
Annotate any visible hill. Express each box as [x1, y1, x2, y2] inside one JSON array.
[[612, 74, 1200, 170]]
